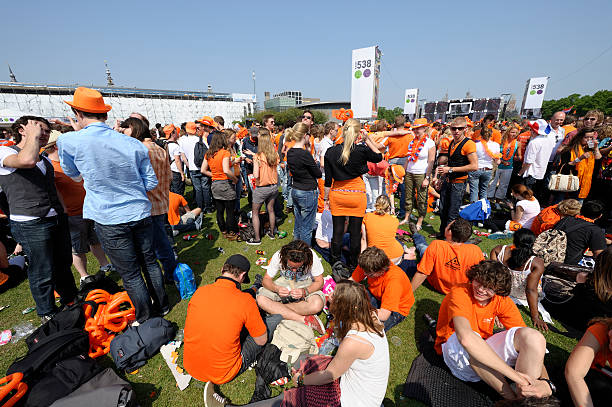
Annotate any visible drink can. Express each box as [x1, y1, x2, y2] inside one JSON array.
[[278, 231, 288, 238]]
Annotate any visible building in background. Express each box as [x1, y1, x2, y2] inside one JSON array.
[[264, 95, 297, 112], [0, 82, 255, 127], [299, 101, 350, 123]]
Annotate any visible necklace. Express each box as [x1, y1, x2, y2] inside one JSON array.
[[407, 136, 427, 162]]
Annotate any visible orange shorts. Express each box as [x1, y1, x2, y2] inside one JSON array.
[[329, 177, 366, 217]]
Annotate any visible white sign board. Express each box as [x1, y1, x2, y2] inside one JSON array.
[[232, 93, 257, 103], [522, 77, 548, 109], [403, 88, 418, 115], [351, 46, 380, 119]]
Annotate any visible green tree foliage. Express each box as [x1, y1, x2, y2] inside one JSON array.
[[377, 106, 404, 123], [244, 108, 327, 127], [541, 90, 612, 119]]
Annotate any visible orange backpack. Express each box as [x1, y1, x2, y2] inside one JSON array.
[[531, 204, 562, 235]]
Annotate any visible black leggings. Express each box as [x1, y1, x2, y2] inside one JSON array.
[[215, 199, 237, 233], [331, 215, 363, 269]]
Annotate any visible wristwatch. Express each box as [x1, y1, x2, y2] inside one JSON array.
[[448, 168, 454, 174], [538, 377, 556, 395]]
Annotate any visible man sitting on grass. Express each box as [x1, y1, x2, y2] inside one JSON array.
[[256, 240, 326, 333], [410, 218, 484, 294], [167, 191, 203, 234], [435, 260, 555, 400], [351, 246, 415, 331], [184, 255, 267, 397]]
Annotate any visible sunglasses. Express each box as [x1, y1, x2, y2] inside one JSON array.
[[302, 115, 313, 120], [450, 126, 466, 131], [584, 118, 597, 121]]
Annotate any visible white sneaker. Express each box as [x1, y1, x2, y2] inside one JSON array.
[[203, 382, 226, 407], [194, 213, 204, 231]]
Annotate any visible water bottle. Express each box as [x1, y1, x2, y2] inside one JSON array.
[[423, 313, 437, 329]]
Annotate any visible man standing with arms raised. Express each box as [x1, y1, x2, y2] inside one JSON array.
[[436, 117, 478, 237], [58, 87, 167, 323]]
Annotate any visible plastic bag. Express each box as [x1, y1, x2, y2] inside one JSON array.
[[173, 263, 196, 300], [10, 321, 36, 343], [459, 199, 491, 221]]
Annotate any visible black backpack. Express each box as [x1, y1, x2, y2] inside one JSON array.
[[109, 317, 176, 372], [193, 137, 208, 169], [49, 368, 135, 407]]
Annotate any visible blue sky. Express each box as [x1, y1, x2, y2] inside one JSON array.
[[3, 0, 611, 107]]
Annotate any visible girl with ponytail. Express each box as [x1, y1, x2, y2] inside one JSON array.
[[490, 228, 550, 331]]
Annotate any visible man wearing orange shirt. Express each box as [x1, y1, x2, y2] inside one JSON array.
[[472, 114, 502, 144], [435, 260, 553, 400], [351, 247, 414, 331], [436, 117, 478, 235], [167, 191, 202, 234], [385, 115, 413, 219], [184, 255, 267, 392], [411, 218, 483, 294]]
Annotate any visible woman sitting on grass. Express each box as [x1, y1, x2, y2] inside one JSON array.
[[565, 317, 612, 407], [361, 195, 405, 265], [210, 280, 390, 407]]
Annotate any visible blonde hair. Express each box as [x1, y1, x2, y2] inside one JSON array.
[[258, 128, 270, 139], [557, 199, 581, 217], [256, 132, 279, 166], [374, 195, 391, 215], [285, 122, 309, 142], [339, 118, 361, 165]]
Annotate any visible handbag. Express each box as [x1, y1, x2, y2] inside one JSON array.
[[548, 164, 579, 192]]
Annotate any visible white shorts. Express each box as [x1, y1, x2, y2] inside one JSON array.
[[441, 327, 521, 382]]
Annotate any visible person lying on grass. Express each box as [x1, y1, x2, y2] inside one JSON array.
[[351, 246, 415, 331], [435, 260, 555, 400], [256, 240, 326, 333]]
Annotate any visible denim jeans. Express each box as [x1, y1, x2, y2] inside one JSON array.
[[399, 232, 429, 279], [95, 217, 168, 322], [439, 180, 467, 234], [170, 171, 185, 196], [389, 157, 407, 218], [235, 175, 243, 213], [488, 168, 513, 199], [10, 214, 78, 316], [468, 169, 492, 203], [367, 290, 405, 331], [190, 171, 212, 210], [292, 189, 318, 245], [279, 165, 293, 207], [364, 174, 384, 212], [151, 214, 178, 281]]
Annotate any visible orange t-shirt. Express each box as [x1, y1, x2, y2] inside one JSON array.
[[472, 128, 501, 144], [438, 136, 452, 155], [449, 139, 477, 183], [352, 264, 415, 316], [281, 140, 296, 162], [184, 278, 267, 384], [274, 132, 282, 149], [167, 191, 187, 225], [363, 212, 404, 259], [517, 131, 532, 159], [51, 159, 86, 216], [434, 284, 526, 354], [254, 153, 278, 186], [384, 133, 414, 159], [208, 149, 230, 180], [417, 240, 484, 294], [562, 125, 577, 137], [586, 323, 612, 371]]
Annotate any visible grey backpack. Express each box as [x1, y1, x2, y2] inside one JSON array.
[[109, 317, 176, 372], [50, 368, 134, 407]]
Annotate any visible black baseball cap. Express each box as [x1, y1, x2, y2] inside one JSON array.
[[225, 254, 251, 284]]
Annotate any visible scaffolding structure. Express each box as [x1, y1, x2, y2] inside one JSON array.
[[0, 82, 254, 126]]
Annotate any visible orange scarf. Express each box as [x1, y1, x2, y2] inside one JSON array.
[[472, 134, 501, 159], [501, 139, 517, 164], [576, 215, 595, 223], [571, 145, 594, 199]]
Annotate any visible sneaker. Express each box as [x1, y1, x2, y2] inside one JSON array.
[[266, 231, 276, 240], [40, 314, 55, 324], [246, 238, 261, 245], [79, 275, 95, 288], [304, 314, 325, 334], [194, 213, 204, 230], [407, 222, 418, 235], [161, 308, 170, 317], [251, 274, 263, 291], [172, 229, 179, 237], [99, 264, 115, 274], [203, 382, 226, 407]]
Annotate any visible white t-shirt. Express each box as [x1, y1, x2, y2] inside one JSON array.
[[340, 329, 390, 407], [548, 126, 566, 162], [517, 198, 541, 229], [266, 248, 324, 282], [405, 138, 435, 174], [167, 141, 184, 173], [177, 135, 200, 171], [0, 146, 57, 221], [523, 135, 554, 180], [474, 140, 500, 169], [315, 210, 333, 243], [319, 137, 334, 178]]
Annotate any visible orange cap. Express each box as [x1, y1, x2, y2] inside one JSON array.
[[196, 116, 215, 127], [185, 122, 197, 134], [411, 118, 429, 129], [163, 124, 176, 136], [64, 87, 112, 113]]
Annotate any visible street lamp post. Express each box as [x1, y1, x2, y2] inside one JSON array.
[[252, 71, 256, 112]]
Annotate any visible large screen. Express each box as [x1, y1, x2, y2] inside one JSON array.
[[486, 98, 501, 111], [436, 101, 449, 113], [424, 102, 436, 114], [472, 99, 486, 111], [449, 102, 472, 115]]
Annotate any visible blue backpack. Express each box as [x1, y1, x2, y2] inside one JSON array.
[[459, 199, 491, 222], [173, 263, 196, 300]]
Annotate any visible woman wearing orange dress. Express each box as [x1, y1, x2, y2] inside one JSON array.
[[323, 118, 383, 271]]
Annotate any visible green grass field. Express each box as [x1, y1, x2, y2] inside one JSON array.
[[0, 193, 580, 406]]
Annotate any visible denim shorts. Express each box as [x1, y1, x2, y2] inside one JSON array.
[[68, 215, 99, 254]]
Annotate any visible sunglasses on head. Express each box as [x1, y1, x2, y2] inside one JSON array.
[[450, 126, 466, 131]]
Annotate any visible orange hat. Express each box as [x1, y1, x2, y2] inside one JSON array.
[[163, 124, 176, 136], [236, 126, 248, 139], [196, 116, 215, 127], [390, 164, 405, 184], [411, 118, 429, 129], [185, 122, 197, 134], [64, 87, 112, 113], [464, 116, 474, 128]]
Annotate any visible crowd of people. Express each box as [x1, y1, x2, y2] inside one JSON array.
[[1, 86, 611, 406]]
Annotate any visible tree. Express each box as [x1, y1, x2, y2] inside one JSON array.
[[377, 106, 404, 123], [541, 90, 612, 118], [242, 108, 328, 127]]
